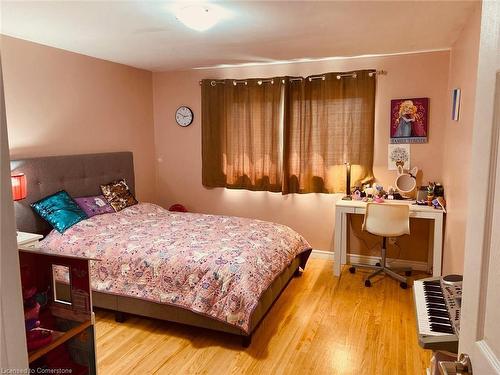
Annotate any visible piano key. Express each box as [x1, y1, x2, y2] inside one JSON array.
[[427, 306, 447, 312], [430, 323, 453, 330], [425, 292, 444, 298], [425, 291, 444, 296], [426, 297, 446, 304], [425, 294, 445, 300], [424, 290, 442, 295], [430, 321, 453, 328], [424, 286, 443, 294], [426, 299, 446, 305], [423, 281, 440, 286], [427, 307, 447, 312], [427, 303, 447, 310], [425, 295, 444, 300], [431, 328, 454, 335], [425, 290, 443, 294], [428, 309, 450, 318], [426, 297, 445, 302], [429, 317, 452, 325], [430, 324, 454, 334], [425, 296, 446, 305]]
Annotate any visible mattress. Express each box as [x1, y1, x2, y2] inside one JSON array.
[[40, 203, 311, 333]]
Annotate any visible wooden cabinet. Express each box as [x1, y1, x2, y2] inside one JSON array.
[[19, 247, 97, 374]]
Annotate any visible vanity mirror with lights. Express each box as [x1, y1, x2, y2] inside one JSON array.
[[18, 247, 98, 374]]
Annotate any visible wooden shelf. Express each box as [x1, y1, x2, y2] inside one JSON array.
[[28, 320, 91, 363], [20, 250, 96, 373]]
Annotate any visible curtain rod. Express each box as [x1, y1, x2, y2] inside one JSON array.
[[369, 70, 387, 77], [199, 70, 387, 85], [336, 73, 356, 79], [232, 80, 248, 86], [309, 75, 326, 81], [336, 70, 387, 79]]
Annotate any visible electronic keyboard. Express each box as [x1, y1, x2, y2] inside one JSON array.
[[413, 275, 462, 353]]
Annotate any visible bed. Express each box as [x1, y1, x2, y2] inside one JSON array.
[[11, 152, 312, 346]]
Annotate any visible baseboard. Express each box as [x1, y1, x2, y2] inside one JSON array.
[[310, 249, 428, 272], [310, 249, 335, 260]]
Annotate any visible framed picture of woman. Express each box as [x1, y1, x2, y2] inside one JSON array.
[[390, 97, 429, 144]]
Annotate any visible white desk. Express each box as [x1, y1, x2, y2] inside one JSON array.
[[334, 200, 445, 277]]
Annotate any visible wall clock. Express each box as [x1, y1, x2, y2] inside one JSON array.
[[175, 106, 194, 127]]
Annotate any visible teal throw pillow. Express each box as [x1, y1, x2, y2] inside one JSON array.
[[31, 190, 88, 233]]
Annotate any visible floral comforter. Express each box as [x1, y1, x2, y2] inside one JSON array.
[[40, 203, 311, 332]]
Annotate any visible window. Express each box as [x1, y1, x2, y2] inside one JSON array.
[[202, 70, 376, 194], [202, 78, 283, 192]]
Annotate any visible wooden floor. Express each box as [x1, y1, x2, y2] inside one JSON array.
[[94, 258, 431, 375]]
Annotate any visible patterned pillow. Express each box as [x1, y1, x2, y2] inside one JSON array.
[[31, 190, 88, 233], [74, 195, 114, 218], [100, 179, 138, 212]]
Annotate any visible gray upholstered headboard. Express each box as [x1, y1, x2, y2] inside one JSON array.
[[10, 152, 135, 235]]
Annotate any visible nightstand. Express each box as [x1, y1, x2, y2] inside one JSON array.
[[17, 231, 43, 248]]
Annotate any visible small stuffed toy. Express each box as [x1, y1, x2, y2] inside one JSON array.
[[432, 197, 447, 213], [351, 188, 362, 200], [21, 267, 52, 351]]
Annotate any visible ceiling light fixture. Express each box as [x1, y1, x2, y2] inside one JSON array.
[[175, 4, 224, 32]]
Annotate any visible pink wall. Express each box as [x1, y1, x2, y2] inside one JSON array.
[[3, 33, 476, 269], [152, 51, 450, 256], [441, 5, 481, 275], [1, 36, 157, 202]]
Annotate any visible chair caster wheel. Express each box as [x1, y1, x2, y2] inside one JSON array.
[[405, 270, 412, 276], [349, 267, 356, 274], [375, 262, 381, 267], [400, 282, 408, 289], [364, 280, 372, 287]]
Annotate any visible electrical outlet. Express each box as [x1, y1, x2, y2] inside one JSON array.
[[388, 237, 397, 246]]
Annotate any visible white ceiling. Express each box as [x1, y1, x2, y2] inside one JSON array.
[[1, 1, 478, 72]]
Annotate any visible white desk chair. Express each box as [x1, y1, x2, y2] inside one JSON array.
[[349, 203, 412, 289]]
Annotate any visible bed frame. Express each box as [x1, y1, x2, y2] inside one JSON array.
[[11, 152, 311, 346]]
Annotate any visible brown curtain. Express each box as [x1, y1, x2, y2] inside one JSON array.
[[283, 70, 376, 194], [202, 78, 283, 191]]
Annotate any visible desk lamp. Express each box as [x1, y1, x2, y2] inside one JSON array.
[[11, 173, 27, 235], [342, 162, 352, 200], [11, 172, 27, 201]]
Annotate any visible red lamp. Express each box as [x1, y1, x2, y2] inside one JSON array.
[[11, 173, 27, 201]]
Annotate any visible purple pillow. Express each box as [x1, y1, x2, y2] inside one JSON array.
[[74, 195, 114, 218]]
